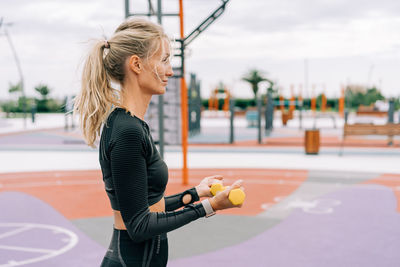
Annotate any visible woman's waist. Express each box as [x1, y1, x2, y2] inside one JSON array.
[[113, 198, 165, 230]]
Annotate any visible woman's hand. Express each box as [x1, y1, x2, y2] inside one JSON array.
[[195, 175, 224, 198], [209, 179, 244, 211]]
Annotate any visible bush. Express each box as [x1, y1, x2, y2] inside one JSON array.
[[202, 98, 257, 110], [1, 97, 64, 114], [234, 99, 249, 110], [1, 101, 18, 116], [46, 98, 63, 112], [36, 99, 48, 112]]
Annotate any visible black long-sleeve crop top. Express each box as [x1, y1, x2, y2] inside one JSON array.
[[99, 107, 206, 242]]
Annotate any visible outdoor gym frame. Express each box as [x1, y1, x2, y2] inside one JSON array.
[[125, 0, 230, 185]]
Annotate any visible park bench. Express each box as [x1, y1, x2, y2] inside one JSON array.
[[340, 123, 400, 155], [356, 110, 387, 117], [356, 104, 387, 117], [313, 113, 337, 129]]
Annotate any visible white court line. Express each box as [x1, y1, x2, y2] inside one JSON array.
[[4, 180, 101, 189], [0, 226, 33, 240], [0, 223, 78, 267], [0, 245, 56, 254]]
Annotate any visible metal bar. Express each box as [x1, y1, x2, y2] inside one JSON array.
[[172, 39, 184, 79], [124, 0, 130, 18], [257, 97, 262, 144], [149, 0, 156, 15], [127, 13, 179, 17], [299, 105, 303, 130], [229, 98, 234, 144], [179, 0, 189, 185], [183, 0, 230, 46], [157, 0, 165, 159], [158, 13, 180, 16], [3, 28, 27, 128], [304, 59, 309, 99]]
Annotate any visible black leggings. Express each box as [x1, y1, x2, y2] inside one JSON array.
[[100, 228, 168, 267]]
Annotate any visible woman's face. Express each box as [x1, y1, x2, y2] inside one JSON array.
[[139, 38, 174, 95]]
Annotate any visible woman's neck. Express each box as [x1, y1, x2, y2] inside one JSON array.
[[120, 85, 152, 120]]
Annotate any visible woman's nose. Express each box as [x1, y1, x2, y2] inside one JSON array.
[[166, 64, 174, 77]]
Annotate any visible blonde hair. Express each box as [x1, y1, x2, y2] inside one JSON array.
[[74, 18, 168, 147]]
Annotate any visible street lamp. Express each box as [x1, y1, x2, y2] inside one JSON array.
[[0, 17, 27, 128]]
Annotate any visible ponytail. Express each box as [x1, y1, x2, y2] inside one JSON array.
[[73, 41, 118, 147]]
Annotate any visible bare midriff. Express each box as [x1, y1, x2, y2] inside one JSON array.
[[113, 197, 166, 230]]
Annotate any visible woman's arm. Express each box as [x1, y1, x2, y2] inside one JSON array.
[[164, 187, 199, 211], [110, 126, 206, 243], [164, 175, 223, 211]]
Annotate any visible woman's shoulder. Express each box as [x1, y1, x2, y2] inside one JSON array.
[[110, 108, 147, 140]]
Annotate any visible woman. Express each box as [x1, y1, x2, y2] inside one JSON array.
[[74, 18, 244, 267]]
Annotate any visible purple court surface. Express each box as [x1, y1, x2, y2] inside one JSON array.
[[0, 192, 104, 267], [169, 185, 400, 267]]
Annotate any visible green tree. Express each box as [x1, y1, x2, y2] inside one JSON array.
[[7, 82, 28, 114], [394, 97, 400, 110], [8, 82, 22, 94], [35, 84, 51, 112], [364, 87, 384, 105], [35, 84, 50, 99], [345, 85, 385, 109], [242, 69, 273, 101], [0, 101, 18, 117]]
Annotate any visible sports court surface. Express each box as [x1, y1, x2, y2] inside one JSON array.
[[0, 113, 399, 266]]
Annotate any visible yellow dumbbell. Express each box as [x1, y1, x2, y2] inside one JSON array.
[[210, 183, 246, 205], [210, 183, 226, 196], [228, 188, 246, 205]]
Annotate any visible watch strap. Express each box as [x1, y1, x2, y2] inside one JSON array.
[[201, 199, 216, 218]]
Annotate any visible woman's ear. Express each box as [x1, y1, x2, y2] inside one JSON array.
[[128, 55, 142, 74]]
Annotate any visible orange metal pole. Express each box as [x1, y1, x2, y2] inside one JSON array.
[[298, 92, 303, 104], [179, 0, 189, 185], [289, 84, 295, 113], [223, 89, 229, 112], [214, 89, 219, 111], [209, 89, 215, 111], [298, 84, 303, 105], [321, 93, 326, 112], [339, 86, 345, 118], [311, 84, 316, 112]]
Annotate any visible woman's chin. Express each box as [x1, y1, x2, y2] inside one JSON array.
[[154, 87, 166, 95]]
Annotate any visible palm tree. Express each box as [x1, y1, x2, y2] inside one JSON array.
[[34, 84, 51, 112], [242, 69, 273, 101], [35, 84, 50, 99], [8, 82, 22, 94]]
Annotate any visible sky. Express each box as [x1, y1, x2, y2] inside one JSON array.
[[0, 0, 399, 101]]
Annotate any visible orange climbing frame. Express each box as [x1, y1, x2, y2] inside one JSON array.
[[339, 86, 345, 118], [208, 87, 230, 112]]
